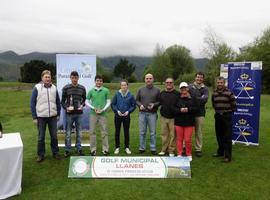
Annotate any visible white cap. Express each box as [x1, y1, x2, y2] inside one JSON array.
[[179, 82, 188, 88]]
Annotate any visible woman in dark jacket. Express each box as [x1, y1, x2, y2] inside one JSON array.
[[111, 80, 136, 155], [173, 82, 199, 161]]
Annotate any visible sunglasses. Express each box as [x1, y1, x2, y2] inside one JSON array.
[[165, 82, 173, 84]]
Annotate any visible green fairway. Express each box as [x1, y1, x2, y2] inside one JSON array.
[[0, 83, 270, 200]]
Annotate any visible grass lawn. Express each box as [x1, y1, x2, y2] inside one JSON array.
[[0, 82, 270, 200]]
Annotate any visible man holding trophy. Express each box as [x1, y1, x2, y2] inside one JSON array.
[[61, 71, 86, 157]]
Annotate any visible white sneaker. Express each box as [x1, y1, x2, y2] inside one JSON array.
[[187, 156, 192, 162], [114, 148, 120, 154], [177, 155, 183, 158], [158, 151, 166, 156], [125, 148, 131, 154], [169, 153, 175, 157]]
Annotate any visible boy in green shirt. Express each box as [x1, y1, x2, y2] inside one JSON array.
[[86, 75, 110, 156]]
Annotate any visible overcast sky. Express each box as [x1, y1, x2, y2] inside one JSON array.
[[0, 0, 269, 58]]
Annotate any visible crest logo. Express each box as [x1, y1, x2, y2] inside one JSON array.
[[240, 73, 249, 80]]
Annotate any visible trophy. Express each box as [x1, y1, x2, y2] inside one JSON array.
[[68, 95, 74, 111]]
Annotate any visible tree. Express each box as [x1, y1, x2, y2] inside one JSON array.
[[202, 27, 236, 86], [20, 60, 55, 83], [114, 58, 136, 79], [96, 57, 113, 82], [151, 44, 172, 83], [237, 27, 270, 93], [165, 44, 195, 80]]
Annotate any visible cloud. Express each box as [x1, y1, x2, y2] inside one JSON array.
[[0, 0, 270, 57]]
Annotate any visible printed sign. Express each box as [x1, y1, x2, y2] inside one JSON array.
[[56, 54, 96, 131], [68, 156, 191, 178], [227, 62, 262, 145]]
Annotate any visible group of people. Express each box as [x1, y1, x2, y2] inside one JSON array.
[[30, 70, 236, 163]]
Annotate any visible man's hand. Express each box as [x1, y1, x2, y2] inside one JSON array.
[[33, 119, 38, 124], [123, 111, 129, 116], [180, 108, 188, 112], [139, 105, 145, 111], [147, 103, 154, 110], [117, 111, 123, 116]]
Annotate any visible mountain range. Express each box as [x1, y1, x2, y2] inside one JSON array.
[[0, 51, 208, 81]]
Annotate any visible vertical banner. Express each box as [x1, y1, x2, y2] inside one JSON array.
[[227, 62, 262, 145], [56, 54, 96, 131]]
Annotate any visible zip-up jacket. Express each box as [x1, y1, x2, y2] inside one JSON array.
[[111, 90, 136, 117]]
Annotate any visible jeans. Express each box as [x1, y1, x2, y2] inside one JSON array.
[[139, 112, 157, 151], [37, 116, 59, 156], [114, 115, 130, 148], [65, 114, 83, 152]]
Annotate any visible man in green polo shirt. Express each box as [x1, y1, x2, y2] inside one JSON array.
[[86, 75, 111, 156]]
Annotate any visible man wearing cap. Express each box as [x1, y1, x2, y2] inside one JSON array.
[[158, 78, 179, 157], [136, 73, 160, 155], [188, 72, 209, 157]]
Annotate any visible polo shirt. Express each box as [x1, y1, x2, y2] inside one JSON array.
[[86, 86, 110, 116]]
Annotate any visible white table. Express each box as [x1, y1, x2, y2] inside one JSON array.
[[0, 133, 23, 199]]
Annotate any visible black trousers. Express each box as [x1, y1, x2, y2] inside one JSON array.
[[114, 115, 130, 148], [214, 112, 232, 160]]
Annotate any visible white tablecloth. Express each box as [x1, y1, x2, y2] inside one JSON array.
[[0, 133, 23, 199]]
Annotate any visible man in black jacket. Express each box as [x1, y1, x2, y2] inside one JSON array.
[[158, 78, 179, 157]]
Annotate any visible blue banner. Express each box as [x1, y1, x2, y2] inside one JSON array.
[[227, 62, 262, 145]]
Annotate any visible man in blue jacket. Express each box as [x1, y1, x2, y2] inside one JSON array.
[[30, 70, 61, 162], [111, 80, 136, 154]]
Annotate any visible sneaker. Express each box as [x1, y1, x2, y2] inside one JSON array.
[[195, 151, 202, 157], [64, 151, 71, 158], [177, 155, 183, 158], [223, 158, 231, 163], [78, 150, 85, 156], [102, 150, 109, 156], [36, 155, 44, 163], [125, 148, 131, 155], [53, 153, 62, 160], [90, 151, 96, 156], [114, 148, 120, 155], [158, 151, 166, 156], [151, 151, 157, 155], [212, 153, 223, 157], [182, 147, 186, 156], [139, 149, 145, 154], [187, 156, 192, 162], [169, 153, 175, 157]]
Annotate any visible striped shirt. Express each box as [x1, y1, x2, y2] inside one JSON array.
[[212, 87, 236, 113]]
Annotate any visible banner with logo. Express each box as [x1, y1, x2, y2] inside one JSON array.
[[68, 156, 191, 178], [56, 54, 96, 131], [227, 62, 262, 145]]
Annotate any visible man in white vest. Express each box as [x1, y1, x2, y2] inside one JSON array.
[[30, 70, 61, 162]]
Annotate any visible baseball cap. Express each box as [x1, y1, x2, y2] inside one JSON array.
[[179, 82, 188, 88]]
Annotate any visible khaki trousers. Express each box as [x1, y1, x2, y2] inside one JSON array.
[[89, 114, 109, 152], [194, 116, 204, 152], [160, 116, 175, 153]]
